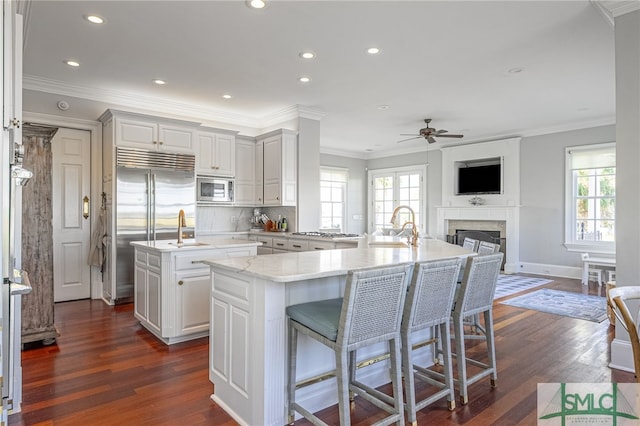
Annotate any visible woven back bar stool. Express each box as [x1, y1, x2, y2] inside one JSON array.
[[401, 258, 463, 425], [452, 252, 503, 405], [286, 264, 412, 426]]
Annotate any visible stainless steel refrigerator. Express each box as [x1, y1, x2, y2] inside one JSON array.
[[114, 148, 196, 304]]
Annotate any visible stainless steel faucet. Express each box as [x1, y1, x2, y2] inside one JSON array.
[[177, 209, 186, 245], [390, 205, 418, 246]]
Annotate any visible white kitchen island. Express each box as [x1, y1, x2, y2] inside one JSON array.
[[131, 238, 258, 344], [202, 238, 472, 426]]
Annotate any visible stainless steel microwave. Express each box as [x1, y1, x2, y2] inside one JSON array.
[[197, 177, 234, 204]]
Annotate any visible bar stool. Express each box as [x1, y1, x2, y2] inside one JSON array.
[[286, 264, 411, 426], [452, 252, 503, 405], [400, 258, 462, 424]]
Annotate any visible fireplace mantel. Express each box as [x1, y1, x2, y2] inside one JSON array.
[[436, 206, 520, 273]]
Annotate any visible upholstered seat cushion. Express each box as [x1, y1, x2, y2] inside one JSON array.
[[287, 298, 343, 341]]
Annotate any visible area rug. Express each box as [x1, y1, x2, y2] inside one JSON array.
[[500, 288, 607, 323], [493, 274, 553, 300]]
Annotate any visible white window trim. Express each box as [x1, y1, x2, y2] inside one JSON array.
[[320, 166, 349, 233], [367, 164, 427, 235], [564, 142, 615, 255]]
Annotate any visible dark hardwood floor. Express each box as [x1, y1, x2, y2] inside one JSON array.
[[9, 275, 633, 425]]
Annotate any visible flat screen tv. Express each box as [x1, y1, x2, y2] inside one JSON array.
[[457, 164, 501, 195]]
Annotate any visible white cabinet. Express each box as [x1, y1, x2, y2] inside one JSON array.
[[99, 110, 198, 154], [234, 137, 255, 205], [255, 129, 297, 206], [197, 129, 236, 177], [133, 244, 257, 344], [308, 240, 337, 251], [249, 234, 357, 255]]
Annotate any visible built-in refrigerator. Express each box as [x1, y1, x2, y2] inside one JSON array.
[[114, 148, 195, 304]]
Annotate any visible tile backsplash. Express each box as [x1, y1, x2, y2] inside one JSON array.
[[196, 205, 297, 235]]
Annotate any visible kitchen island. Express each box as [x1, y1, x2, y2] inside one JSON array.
[[131, 238, 258, 344], [202, 238, 472, 426]]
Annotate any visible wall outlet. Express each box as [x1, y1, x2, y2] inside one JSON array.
[[231, 216, 237, 223]]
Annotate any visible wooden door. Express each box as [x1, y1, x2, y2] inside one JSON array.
[[52, 128, 91, 301]]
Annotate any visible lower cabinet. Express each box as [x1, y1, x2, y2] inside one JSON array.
[[133, 245, 256, 344]]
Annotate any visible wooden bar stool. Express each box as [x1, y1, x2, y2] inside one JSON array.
[[452, 252, 503, 405], [286, 264, 411, 426]]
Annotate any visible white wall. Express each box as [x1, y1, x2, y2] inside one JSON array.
[[297, 117, 321, 231]]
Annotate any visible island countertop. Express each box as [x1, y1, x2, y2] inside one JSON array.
[[201, 238, 472, 282], [130, 237, 260, 252]]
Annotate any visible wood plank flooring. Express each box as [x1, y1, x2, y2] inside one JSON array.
[[8, 275, 633, 425]]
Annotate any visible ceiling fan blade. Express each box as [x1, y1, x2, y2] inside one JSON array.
[[436, 134, 464, 138], [434, 129, 448, 135], [399, 133, 419, 136], [427, 136, 437, 144], [397, 136, 422, 143]]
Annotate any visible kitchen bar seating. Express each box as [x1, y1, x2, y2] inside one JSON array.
[[286, 264, 412, 426], [400, 258, 463, 425], [452, 252, 503, 404]]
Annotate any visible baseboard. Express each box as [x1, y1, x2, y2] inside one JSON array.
[[516, 262, 582, 280], [610, 337, 635, 373], [210, 394, 249, 426]]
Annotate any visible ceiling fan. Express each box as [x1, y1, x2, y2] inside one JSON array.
[[398, 118, 464, 144]]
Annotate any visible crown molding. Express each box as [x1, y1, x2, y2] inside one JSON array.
[[23, 75, 322, 130], [598, 0, 640, 19]]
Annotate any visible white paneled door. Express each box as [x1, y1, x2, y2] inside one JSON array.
[[52, 128, 91, 301]]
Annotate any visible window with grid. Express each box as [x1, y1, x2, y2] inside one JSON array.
[[320, 167, 348, 232], [369, 166, 425, 234], [565, 143, 615, 251]]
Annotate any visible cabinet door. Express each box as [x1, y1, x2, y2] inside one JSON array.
[[263, 136, 282, 205], [255, 140, 264, 205], [271, 237, 287, 251], [287, 239, 309, 252], [116, 117, 158, 149], [309, 241, 336, 251], [158, 124, 195, 153], [214, 134, 235, 177], [176, 270, 211, 335], [197, 132, 216, 174], [147, 269, 162, 334], [235, 140, 255, 205], [134, 262, 147, 320]]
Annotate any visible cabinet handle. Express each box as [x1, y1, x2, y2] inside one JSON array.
[[153, 141, 158, 145], [314, 247, 324, 250], [178, 280, 184, 286], [276, 243, 285, 246], [276, 196, 280, 201], [159, 141, 164, 145], [293, 244, 301, 248]]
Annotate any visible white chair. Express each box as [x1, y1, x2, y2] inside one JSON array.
[[581, 253, 603, 286], [400, 258, 462, 424], [452, 252, 503, 405], [477, 241, 500, 255], [462, 237, 479, 252], [287, 264, 411, 426]]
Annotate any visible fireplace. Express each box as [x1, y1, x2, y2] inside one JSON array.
[[436, 206, 520, 273]]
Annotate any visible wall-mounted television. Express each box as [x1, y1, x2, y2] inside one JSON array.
[[456, 160, 502, 195]]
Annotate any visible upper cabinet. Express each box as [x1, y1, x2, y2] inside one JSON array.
[[258, 129, 297, 206], [99, 110, 199, 154], [234, 136, 255, 205], [196, 129, 236, 177]]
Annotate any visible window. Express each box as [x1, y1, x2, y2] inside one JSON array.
[[565, 143, 615, 252], [320, 167, 348, 232], [368, 165, 426, 234]]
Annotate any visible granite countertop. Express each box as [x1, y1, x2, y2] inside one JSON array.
[[201, 238, 472, 282], [130, 237, 260, 252]]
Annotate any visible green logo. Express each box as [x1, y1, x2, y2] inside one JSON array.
[[539, 383, 639, 425]]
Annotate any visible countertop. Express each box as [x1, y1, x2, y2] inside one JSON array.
[[202, 238, 472, 282], [130, 237, 260, 252]]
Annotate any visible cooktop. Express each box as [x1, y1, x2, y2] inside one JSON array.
[[292, 232, 360, 238]]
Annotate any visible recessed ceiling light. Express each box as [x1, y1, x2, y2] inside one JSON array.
[[377, 105, 390, 110], [367, 47, 380, 55], [85, 15, 104, 24], [299, 51, 315, 59], [64, 60, 80, 67], [299, 76, 311, 83], [153, 79, 166, 85], [507, 67, 524, 74], [247, 0, 266, 9], [222, 94, 232, 99]]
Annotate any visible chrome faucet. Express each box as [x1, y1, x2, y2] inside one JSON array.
[[177, 209, 186, 245], [390, 205, 418, 246]]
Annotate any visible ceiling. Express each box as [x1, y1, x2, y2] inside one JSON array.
[[21, 1, 617, 158]]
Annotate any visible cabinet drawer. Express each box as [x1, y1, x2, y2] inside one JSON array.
[[309, 241, 336, 251], [174, 251, 224, 270], [272, 238, 287, 250], [287, 239, 309, 252], [255, 236, 273, 248]]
